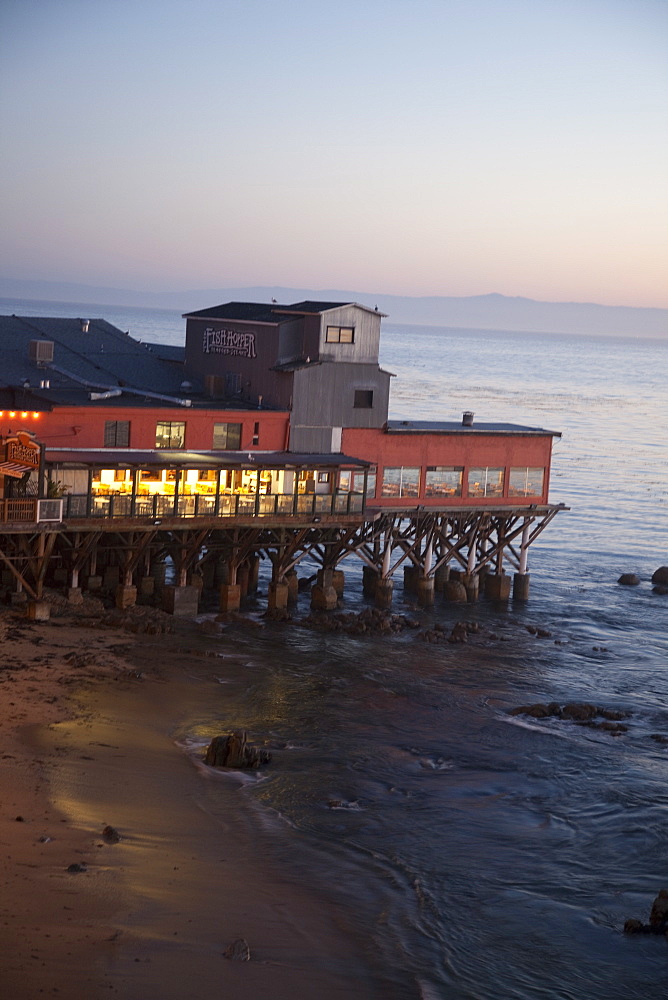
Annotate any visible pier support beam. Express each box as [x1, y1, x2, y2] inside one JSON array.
[[416, 576, 435, 606], [462, 573, 480, 602], [285, 570, 299, 604], [362, 566, 378, 597], [374, 578, 394, 609], [26, 600, 50, 621], [485, 573, 512, 601], [237, 562, 250, 597], [311, 569, 338, 611], [513, 573, 531, 601], [162, 584, 199, 617], [268, 581, 290, 611], [248, 555, 260, 593], [219, 583, 241, 613], [115, 584, 137, 610], [434, 563, 450, 592]]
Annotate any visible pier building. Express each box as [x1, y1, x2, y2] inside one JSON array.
[[0, 305, 564, 613]]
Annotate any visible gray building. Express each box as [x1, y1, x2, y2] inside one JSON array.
[[183, 301, 392, 452]]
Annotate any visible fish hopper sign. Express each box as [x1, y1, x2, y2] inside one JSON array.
[[1, 431, 41, 478]]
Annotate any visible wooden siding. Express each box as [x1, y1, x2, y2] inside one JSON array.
[[317, 306, 382, 364], [291, 364, 391, 430], [184, 317, 293, 409]]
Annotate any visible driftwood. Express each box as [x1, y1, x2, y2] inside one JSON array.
[[204, 731, 271, 769]]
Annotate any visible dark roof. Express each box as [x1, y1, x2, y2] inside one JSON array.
[[0, 314, 190, 399], [0, 314, 281, 411], [183, 301, 291, 323], [276, 300, 352, 313], [183, 300, 387, 321], [45, 448, 370, 468], [386, 419, 561, 437]]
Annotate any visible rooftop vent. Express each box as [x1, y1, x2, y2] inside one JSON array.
[[29, 340, 54, 366], [81, 319, 90, 333], [462, 411, 474, 427]]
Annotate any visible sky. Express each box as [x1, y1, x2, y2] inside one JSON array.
[[1, 0, 667, 308]]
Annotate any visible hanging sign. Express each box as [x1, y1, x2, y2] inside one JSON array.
[[1, 430, 40, 477], [202, 327, 256, 358]]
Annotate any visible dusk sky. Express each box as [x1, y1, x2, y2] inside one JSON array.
[[1, 0, 666, 308]]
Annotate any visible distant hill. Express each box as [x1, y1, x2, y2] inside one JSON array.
[[1, 277, 665, 338]]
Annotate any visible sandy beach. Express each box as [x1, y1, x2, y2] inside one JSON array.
[[0, 594, 386, 1000]]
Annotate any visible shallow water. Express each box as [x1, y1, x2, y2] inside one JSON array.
[[7, 298, 668, 997]]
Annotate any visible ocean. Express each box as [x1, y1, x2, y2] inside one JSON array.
[[3, 296, 667, 998]]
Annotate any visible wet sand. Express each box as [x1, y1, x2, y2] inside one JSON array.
[[0, 596, 385, 999]]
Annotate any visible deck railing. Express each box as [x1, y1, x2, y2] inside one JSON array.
[[59, 491, 365, 521], [1, 498, 39, 523]]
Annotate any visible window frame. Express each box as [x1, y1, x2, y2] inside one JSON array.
[[467, 466, 505, 498], [353, 389, 374, 409], [212, 422, 243, 450], [508, 466, 545, 498], [381, 466, 421, 498], [104, 419, 130, 448], [155, 420, 185, 449], [425, 466, 464, 497], [325, 325, 355, 344]]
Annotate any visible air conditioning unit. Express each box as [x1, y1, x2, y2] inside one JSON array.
[[29, 340, 54, 365]]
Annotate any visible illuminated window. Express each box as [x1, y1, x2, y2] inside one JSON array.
[[326, 325, 355, 344], [104, 420, 130, 447], [425, 466, 463, 497], [213, 422, 242, 449], [156, 421, 185, 448], [508, 467, 544, 497], [381, 467, 420, 498], [467, 467, 505, 497]]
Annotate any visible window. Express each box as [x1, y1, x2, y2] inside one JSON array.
[[352, 470, 376, 497], [104, 420, 130, 447], [226, 372, 241, 396], [425, 466, 463, 497], [467, 467, 505, 497], [155, 421, 185, 449], [354, 389, 374, 408], [509, 467, 545, 497], [381, 467, 420, 498], [213, 422, 242, 450], [252, 421, 260, 446], [326, 325, 355, 343]]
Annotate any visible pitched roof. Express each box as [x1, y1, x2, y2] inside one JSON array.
[[183, 300, 387, 321], [0, 314, 272, 411]]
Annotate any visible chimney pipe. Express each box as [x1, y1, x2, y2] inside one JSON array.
[[81, 319, 90, 333], [462, 411, 474, 427]]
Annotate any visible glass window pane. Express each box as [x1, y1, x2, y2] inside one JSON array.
[[156, 421, 185, 449], [381, 467, 420, 497], [467, 467, 505, 497], [339, 327, 354, 343], [213, 422, 242, 449], [425, 466, 463, 497], [381, 467, 402, 497], [509, 467, 544, 497]]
